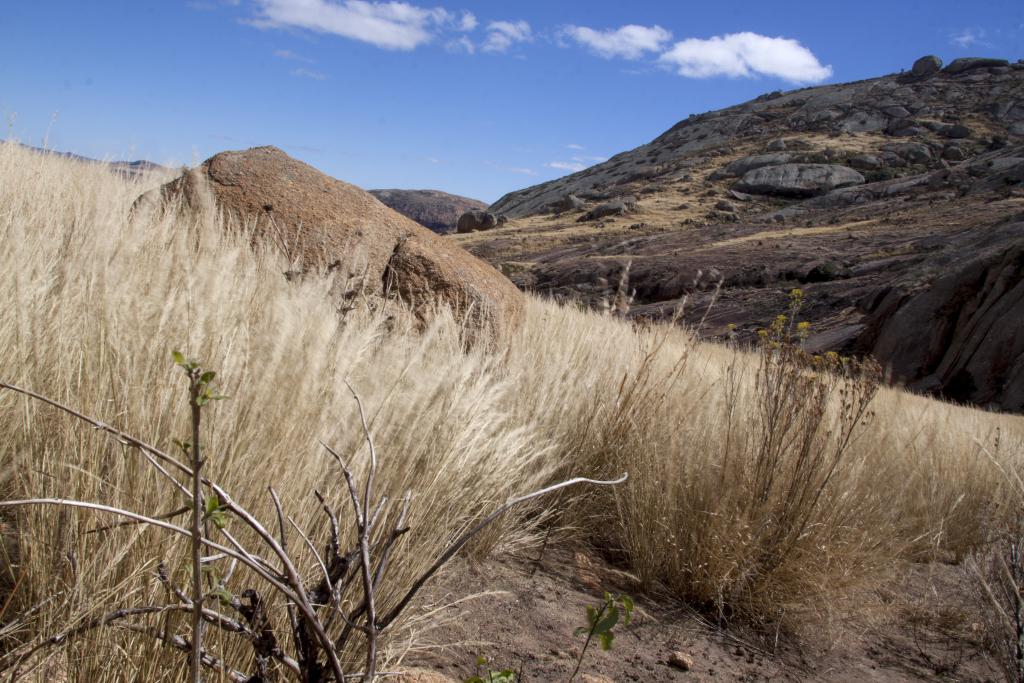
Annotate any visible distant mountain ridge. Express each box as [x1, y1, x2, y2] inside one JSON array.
[[369, 188, 487, 234], [12, 142, 169, 177]]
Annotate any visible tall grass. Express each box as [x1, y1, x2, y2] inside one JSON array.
[[1, 140, 1022, 679]]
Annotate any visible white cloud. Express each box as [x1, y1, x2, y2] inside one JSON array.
[[659, 32, 832, 83], [273, 48, 314, 62], [547, 161, 586, 172], [483, 20, 532, 53], [251, 0, 453, 50], [446, 35, 475, 54], [290, 67, 328, 80], [950, 28, 984, 49], [458, 11, 477, 32], [508, 167, 537, 175], [563, 24, 672, 60], [547, 154, 606, 173], [566, 143, 585, 150]]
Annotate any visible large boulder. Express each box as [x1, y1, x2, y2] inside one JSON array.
[[577, 198, 636, 222], [734, 164, 865, 197], [911, 55, 943, 77], [721, 152, 793, 177], [138, 146, 523, 341], [456, 209, 503, 233], [548, 193, 586, 213], [943, 57, 1010, 75]]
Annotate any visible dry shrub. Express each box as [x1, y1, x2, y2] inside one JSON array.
[[0, 142, 556, 679], [0, 141, 1023, 679], [967, 437, 1024, 682]]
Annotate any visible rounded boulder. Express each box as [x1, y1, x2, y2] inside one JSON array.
[[137, 146, 523, 342]]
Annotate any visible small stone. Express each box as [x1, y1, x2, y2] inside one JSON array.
[[766, 138, 787, 152], [668, 651, 695, 671], [715, 199, 736, 212]]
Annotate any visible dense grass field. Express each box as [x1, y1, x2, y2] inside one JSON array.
[[1, 141, 1022, 680]]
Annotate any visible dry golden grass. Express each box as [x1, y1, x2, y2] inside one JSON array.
[[1, 140, 1022, 679]]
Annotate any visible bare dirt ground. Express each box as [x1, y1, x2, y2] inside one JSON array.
[[402, 547, 999, 682]]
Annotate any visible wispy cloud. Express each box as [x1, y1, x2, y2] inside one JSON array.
[[562, 24, 672, 60], [458, 11, 477, 32], [658, 32, 832, 83], [483, 20, 532, 53], [273, 48, 314, 62], [290, 67, 328, 80], [546, 160, 586, 172], [446, 35, 475, 54], [950, 28, 986, 49], [250, 0, 455, 50], [507, 166, 537, 175], [546, 153, 606, 173], [566, 143, 585, 150]]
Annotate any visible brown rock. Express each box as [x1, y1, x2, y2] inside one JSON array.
[[580, 674, 615, 683], [138, 146, 523, 342], [668, 651, 695, 671]]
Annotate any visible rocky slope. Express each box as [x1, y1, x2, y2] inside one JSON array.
[[457, 55, 1024, 410], [369, 188, 487, 233]]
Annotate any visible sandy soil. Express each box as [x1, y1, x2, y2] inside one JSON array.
[[401, 547, 999, 682]]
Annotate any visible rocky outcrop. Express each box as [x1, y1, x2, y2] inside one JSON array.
[[720, 153, 793, 177], [943, 57, 1010, 75], [548, 194, 586, 213], [139, 146, 523, 341], [461, 55, 1024, 409], [368, 189, 487, 234], [860, 224, 1024, 410], [489, 55, 1024, 219], [578, 198, 636, 222], [734, 164, 865, 197]]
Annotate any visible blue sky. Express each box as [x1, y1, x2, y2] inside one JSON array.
[[2, 1, 1022, 202]]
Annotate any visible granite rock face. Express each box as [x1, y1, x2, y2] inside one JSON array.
[[734, 164, 865, 197]]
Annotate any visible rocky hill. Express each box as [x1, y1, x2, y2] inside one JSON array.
[[456, 55, 1024, 411], [369, 188, 487, 233]]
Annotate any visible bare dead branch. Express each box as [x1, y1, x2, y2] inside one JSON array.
[[379, 473, 628, 629]]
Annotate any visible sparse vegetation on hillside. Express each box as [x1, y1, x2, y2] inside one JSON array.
[[1, 141, 1022, 679]]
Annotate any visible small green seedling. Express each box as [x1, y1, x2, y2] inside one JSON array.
[[173, 351, 228, 405], [570, 592, 634, 680], [465, 655, 516, 683]]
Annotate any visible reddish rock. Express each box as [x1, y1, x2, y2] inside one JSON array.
[[139, 146, 523, 342]]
